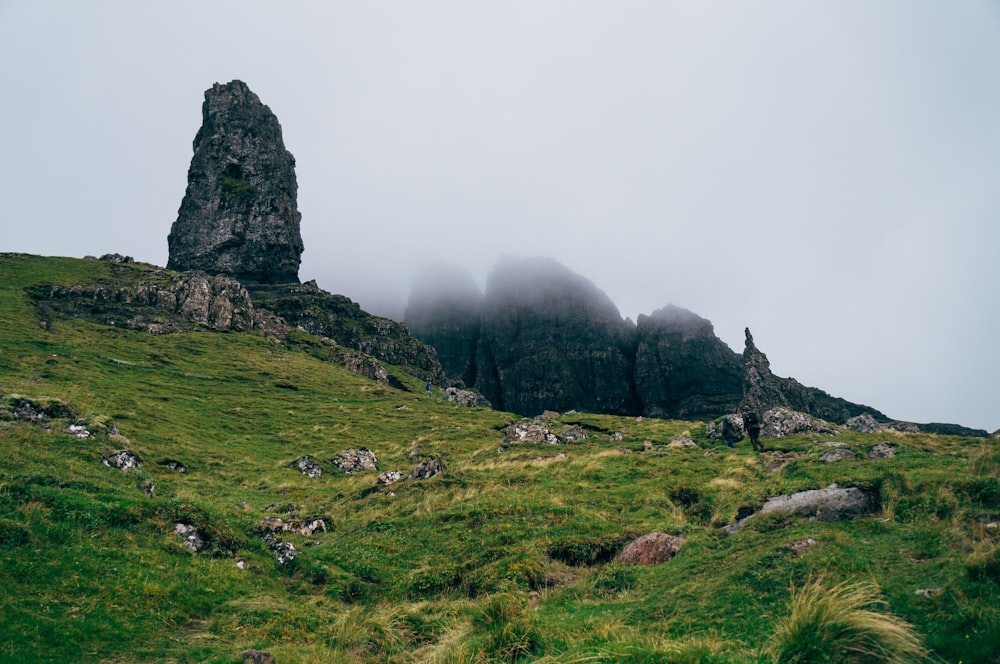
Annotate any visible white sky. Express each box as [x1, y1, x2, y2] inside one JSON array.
[[2, 1, 998, 431]]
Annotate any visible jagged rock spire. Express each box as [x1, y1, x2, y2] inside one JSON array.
[[167, 80, 303, 284], [740, 327, 788, 413]]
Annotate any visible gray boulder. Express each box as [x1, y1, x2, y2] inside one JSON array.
[[725, 484, 874, 534], [331, 448, 377, 474]]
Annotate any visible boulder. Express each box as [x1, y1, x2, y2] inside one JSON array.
[[174, 523, 205, 553], [331, 448, 377, 474], [763, 407, 839, 438], [167, 80, 303, 284], [290, 455, 322, 478], [445, 386, 490, 408], [820, 448, 856, 463], [408, 457, 447, 480], [103, 450, 143, 472], [725, 484, 874, 534], [868, 442, 896, 459], [847, 413, 883, 433], [505, 419, 560, 445], [615, 532, 685, 565]]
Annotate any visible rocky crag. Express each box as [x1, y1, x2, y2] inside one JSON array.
[[167, 80, 304, 284], [473, 257, 638, 415], [163, 80, 443, 384], [407, 257, 893, 425]]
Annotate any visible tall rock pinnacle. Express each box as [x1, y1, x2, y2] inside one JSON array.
[[167, 80, 303, 283]]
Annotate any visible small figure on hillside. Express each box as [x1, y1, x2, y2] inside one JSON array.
[[721, 415, 738, 449], [742, 409, 764, 452], [425, 380, 432, 397]]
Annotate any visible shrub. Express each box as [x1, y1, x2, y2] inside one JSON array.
[[591, 563, 637, 596], [764, 578, 930, 663]]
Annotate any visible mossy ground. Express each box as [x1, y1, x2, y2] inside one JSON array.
[[0, 254, 997, 662]]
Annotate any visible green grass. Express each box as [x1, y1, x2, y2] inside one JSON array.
[[0, 254, 998, 662]]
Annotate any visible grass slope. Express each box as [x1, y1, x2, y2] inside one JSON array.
[[1, 254, 998, 663]]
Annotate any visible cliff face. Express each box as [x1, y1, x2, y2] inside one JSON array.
[[167, 80, 303, 284], [634, 305, 742, 420], [467, 257, 637, 415], [406, 258, 893, 424]]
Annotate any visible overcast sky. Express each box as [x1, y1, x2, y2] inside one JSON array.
[[2, 2, 998, 432]]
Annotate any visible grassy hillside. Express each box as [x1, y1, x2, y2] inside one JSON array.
[[1, 254, 997, 663]]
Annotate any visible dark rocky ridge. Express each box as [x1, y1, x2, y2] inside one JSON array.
[[405, 257, 992, 435], [167, 80, 304, 284], [634, 305, 743, 419], [473, 257, 638, 415]]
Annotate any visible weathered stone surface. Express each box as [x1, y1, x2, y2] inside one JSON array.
[[504, 419, 559, 445], [615, 532, 685, 565], [331, 448, 377, 474], [667, 436, 698, 448], [789, 537, 818, 556], [158, 459, 187, 473], [168, 80, 303, 283], [41, 271, 271, 335], [725, 485, 874, 534], [239, 649, 275, 664], [263, 533, 297, 565], [634, 305, 742, 419], [741, 328, 887, 425], [376, 470, 402, 486]]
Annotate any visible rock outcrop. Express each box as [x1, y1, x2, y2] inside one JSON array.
[[740, 328, 887, 424], [247, 280, 445, 384], [634, 305, 742, 419], [473, 257, 638, 415], [167, 80, 303, 284]]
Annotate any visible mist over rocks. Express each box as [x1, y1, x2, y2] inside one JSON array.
[[404, 265, 483, 388], [167, 80, 303, 284], [405, 256, 909, 425]]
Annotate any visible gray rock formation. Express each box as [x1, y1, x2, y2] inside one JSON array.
[[740, 328, 887, 425], [475, 256, 637, 415], [725, 484, 875, 534], [634, 305, 742, 419], [167, 80, 303, 284]]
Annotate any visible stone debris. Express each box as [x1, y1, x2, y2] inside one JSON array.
[[331, 448, 377, 474], [174, 523, 205, 553], [868, 442, 896, 459], [103, 450, 143, 472], [290, 454, 323, 478]]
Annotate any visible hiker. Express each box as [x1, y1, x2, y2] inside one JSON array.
[[425, 380, 432, 397], [721, 415, 738, 449], [741, 409, 764, 452]]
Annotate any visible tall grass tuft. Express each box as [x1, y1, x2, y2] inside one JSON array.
[[763, 578, 930, 663]]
